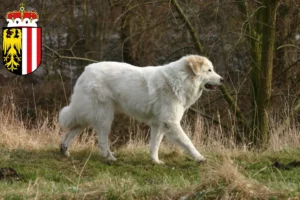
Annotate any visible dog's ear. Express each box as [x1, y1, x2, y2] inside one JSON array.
[[186, 56, 205, 76]]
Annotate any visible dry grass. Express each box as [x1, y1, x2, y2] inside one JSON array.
[[181, 155, 281, 200], [0, 93, 300, 199]]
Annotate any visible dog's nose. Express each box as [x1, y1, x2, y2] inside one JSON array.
[[220, 78, 224, 84]]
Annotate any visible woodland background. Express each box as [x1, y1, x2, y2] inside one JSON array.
[[0, 1, 299, 199], [1, 0, 299, 146]]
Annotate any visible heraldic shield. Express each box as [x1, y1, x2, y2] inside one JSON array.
[[3, 27, 42, 75], [2, 3, 42, 75]]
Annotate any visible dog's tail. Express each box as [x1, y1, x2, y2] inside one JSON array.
[[59, 106, 76, 129]]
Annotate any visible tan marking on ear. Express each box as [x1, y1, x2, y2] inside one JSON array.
[[186, 56, 205, 76]]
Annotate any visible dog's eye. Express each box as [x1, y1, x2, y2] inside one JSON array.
[[208, 69, 212, 72]]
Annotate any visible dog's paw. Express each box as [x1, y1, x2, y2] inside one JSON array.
[[107, 155, 117, 161], [104, 151, 117, 161], [195, 156, 206, 163], [60, 143, 70, 157], [152, 159, 165, 165]]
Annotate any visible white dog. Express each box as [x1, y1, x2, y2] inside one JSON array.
[[59, 55, 223, 164]]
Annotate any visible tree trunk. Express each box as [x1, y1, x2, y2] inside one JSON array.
[[120, 5, 135, 64], [249, 10, 263, 143], [255, 0, 279, 146]]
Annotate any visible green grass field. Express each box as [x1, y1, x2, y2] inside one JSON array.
[[1, 145, 300, 199], [0, 110, 299, 199]]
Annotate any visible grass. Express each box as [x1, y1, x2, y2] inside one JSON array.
[[236, 150, 300, 195], [193, 150, 300, 199], [0, 108, 300, 199], [1, 144, 300, 199], [0, 146, 201, 199]]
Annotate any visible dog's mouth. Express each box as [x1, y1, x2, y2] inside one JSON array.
[[204, 84, 218, 90]]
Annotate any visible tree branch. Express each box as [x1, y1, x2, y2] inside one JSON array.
[[43, 44, 99, 63], [189, 107, 229, 131], [274, 58, 300, 81], [171, 0, 247, 125], [219, 85, 247, 123], [170, 0, 203, 54]]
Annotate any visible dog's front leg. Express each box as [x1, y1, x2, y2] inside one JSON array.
[[164, 122, 206, 162]]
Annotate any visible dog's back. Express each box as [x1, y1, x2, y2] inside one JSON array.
[[59, 62, 160, 129]]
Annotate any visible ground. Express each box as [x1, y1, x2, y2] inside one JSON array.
[[0, 109, 299, 199], [0, 144, 300, 199]]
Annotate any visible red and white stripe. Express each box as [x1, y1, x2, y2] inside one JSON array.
[[22, 28, 41, 75]]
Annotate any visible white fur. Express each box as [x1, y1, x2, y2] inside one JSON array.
[[59, 55, 223, 163]]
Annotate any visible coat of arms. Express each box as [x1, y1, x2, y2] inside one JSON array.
[[2, 2, 42, 75]]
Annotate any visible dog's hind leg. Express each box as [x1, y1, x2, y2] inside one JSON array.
[[93, 106, 116, 161], [164, 122, 206, 162], [95, 122, 116, 161], [60, 128, 82, 156], [149, 124, 165, 164]]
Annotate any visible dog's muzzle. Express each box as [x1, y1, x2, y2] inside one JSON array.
[[204, 77, 224, 90]]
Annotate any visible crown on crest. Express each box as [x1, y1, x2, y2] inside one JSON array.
[[6, 2, 39, 27]]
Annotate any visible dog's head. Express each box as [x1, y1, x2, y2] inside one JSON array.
[[186, 55, 224, 91]]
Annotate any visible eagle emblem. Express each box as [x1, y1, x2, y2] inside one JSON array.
[[3, 28, 22, 72]]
